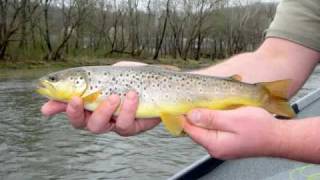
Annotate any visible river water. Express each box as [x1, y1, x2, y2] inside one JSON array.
[[0, 65, 319, 180]]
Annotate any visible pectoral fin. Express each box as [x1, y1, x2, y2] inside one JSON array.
[[160, 112, 186, 136], [82, 91, 101, 103]]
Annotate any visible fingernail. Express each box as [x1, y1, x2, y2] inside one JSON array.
[[108, 94, 119, 105], [126, 91, 137, 100], [188, 111, 201, 125]]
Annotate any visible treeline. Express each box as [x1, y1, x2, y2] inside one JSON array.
[[0, 0, 276, 62]]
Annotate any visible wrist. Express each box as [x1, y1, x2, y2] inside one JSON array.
[[267, 119, 293, 158]]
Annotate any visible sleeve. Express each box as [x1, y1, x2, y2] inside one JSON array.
[[265, 0, 320, 52]]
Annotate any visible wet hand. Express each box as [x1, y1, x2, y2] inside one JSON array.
[[183, 107, 281, 159], [41, 92, 160, 136]]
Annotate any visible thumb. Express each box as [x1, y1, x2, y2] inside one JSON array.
[[186, 109, 234, 131]]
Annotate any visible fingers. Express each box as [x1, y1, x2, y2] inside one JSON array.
[[66, 97, 86, 128], [41, 100, 67, 116], [134, 118, 161, 133], [87, 95, 120, 134], [113, 91, 160, 136], [183, 120, 218, 150], [115, 91, 138, 134], [186, 109, 235, 132]]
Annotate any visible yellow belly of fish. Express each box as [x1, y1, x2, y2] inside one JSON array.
[[83, 96, 262, 136], [135, 96, 262, 136], [136, 96, 262, 118]]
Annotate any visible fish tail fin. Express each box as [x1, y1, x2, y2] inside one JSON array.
[[260, 79, 291, 99], [264, 97, 295, 118], [259, 80, 295, 118]]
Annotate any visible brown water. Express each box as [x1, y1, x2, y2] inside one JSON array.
[[0, 65, 319, 180]]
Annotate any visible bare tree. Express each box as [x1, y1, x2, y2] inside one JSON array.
[[0, 0, 38, 59], [153, 0, 170, 60]]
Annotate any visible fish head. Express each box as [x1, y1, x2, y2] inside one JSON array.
[[36, 68, 88, 102]]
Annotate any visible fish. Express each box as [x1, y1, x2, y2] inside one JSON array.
[[36, 65, 295, 136]]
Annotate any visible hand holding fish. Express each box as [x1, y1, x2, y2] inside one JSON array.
[[183, 107, 281, 159], [41, 91, 160, 136]]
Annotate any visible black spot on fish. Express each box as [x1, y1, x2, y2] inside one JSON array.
[[98, 81, 101, 84], [76, 81, 79, 84], [79, 77, 83, 80], [112, 77, 116, 81], [88, 72, 91, 76]]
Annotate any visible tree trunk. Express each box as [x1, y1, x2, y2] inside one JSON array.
[[153, 0, 170, 60]]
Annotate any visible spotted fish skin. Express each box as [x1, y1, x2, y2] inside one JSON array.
[[77, 66, 262, 115], [37, 65, 295, 135]]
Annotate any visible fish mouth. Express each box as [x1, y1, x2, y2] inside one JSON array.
[[37, 80, 54, 89], [36, 80, 55, 97]]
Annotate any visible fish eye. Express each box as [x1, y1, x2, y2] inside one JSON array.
[[48, 75, 58, 82]]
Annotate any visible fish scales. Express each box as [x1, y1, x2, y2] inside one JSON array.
[[36, 65, 295, 136], [81, 66, 261, 113]]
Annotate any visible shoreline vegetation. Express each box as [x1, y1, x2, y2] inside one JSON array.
[[0, 57, 220, 70], [0, 1, 276, 72], [0, 57, 222, 80]]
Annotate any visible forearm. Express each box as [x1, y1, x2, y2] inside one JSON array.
[[274, 118, 320, 163], [195, 38, 320, 97]]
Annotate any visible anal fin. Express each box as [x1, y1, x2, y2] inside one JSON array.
[[160, 113, 186, 136]]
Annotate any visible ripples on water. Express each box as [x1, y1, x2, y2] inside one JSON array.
[[0, 66, 319, 180]]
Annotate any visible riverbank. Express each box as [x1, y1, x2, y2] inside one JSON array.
[[0, 57, 218, 70], [0, 58, 218, 80]]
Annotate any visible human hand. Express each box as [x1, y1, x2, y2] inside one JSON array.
[[41, 91, 160, 136], [183, 107, 283, 159]]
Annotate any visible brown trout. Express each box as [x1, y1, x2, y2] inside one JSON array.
[[36, 65, 295, 136]]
